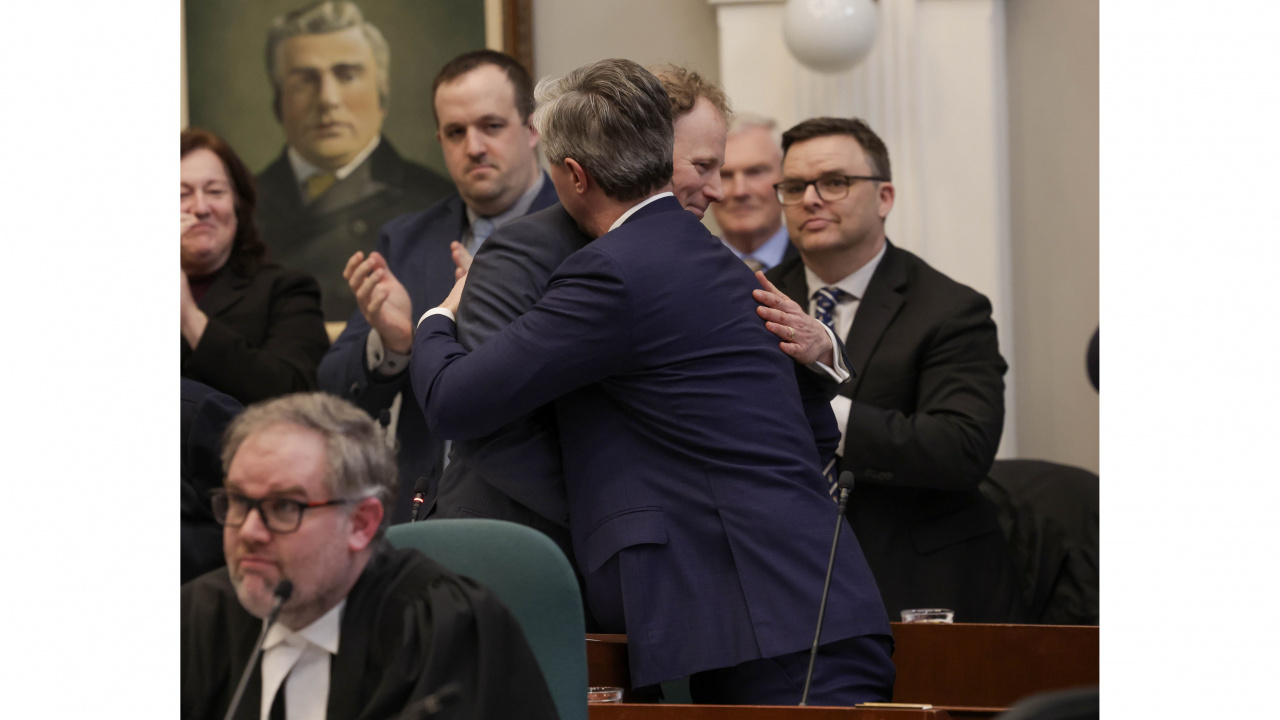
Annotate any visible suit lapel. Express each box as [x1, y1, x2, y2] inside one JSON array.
[[843, 242, 906, 394], [771, 257, 809, 308], [198, 266, 252, 319]]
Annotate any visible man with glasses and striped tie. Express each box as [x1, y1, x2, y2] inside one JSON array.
[[757, 117, 1027, 625]]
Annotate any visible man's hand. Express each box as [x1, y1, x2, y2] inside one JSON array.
[[450, 241, 474, 280], [440, 272, 468, 315], [344, 251, 414, 354], [752, 271, 835, 367]]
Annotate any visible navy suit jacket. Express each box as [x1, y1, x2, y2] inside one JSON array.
[[317, 177, 560, 523], [412, 197, 889, 686], [768, 242, 1025, 623]]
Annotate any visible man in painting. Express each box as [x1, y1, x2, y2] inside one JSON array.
[[254, 0, 454, 321]]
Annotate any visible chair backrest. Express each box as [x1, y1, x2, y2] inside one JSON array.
[[387, 519, 587, 720]]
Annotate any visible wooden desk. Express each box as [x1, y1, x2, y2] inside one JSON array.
[[589, 704, 953, 720], [587, 623, 1098, 718]]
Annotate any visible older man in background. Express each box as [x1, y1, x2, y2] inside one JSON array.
[[180, 392, 556, 720], [255, 0, 454, 321], [713, 114, 798, 272]]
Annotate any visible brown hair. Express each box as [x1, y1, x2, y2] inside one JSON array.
[[781, 117, 892, 181], [181, 128, 267, 275], [649, 64, 732, 123], [432, 50, 535, 125]]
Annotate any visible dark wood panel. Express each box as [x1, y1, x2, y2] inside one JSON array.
[[589, 704, 953, 720], [586, 623, 1098, 717], [890, 623, 1098, 708]]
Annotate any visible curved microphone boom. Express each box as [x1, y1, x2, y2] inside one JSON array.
[[222, 579, 294, 720], [800, 471, 856, 706]]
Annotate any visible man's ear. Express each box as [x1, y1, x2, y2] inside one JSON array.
[[877, 181, 895, 220], [347, 497, 384, 552], [525, 117, 540, 148], [564, 158, 591, 196]]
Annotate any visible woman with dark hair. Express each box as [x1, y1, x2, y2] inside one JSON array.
[[181, 128, 329, 404]]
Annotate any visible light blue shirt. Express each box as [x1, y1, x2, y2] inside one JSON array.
[[721, 223, 791, 271]]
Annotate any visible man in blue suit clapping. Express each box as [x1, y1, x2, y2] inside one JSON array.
[[411, 58, 894, 706]]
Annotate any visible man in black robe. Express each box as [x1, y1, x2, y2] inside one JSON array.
[[181, 392, 557, 720]]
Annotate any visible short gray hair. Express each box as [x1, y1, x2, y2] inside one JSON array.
[[266, 1, 391, 119], [532, 58, 674, 202], [728, 112, 781, 150], [221, 392, 398, 538]]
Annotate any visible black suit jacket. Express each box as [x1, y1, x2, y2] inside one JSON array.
[[767, 240, 1026, 623], [181, 264, 330, 407], [317, 178, 561, 523], [255, 138, 454, 321], [442, 204, 591, 526]]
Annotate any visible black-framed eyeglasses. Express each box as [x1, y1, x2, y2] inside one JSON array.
[[210, 489, 354, 534], [773, 175, 885, 205]]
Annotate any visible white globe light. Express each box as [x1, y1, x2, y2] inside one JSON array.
[[784, 0, 880, 73]]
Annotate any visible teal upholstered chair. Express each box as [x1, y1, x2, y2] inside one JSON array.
[[386, 519, 588, 720]]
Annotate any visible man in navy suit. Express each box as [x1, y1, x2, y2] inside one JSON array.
[[428, 66, 756, 601], [317, 50, 556, 523], [411, 59, 892, 706]]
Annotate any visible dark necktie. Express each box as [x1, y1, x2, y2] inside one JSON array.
[[812, 286, 847, 500], [812, 286, 846, 334], [268, 676, 287, 720]]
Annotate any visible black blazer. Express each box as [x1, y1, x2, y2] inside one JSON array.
[[255, 138, 455, 320], [767, 240, 1026, 623], [181, 263, 330, 406], [316, 177, 561, 523]]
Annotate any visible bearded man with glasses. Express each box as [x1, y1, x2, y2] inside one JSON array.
[[759, 117, 1028, 624], [181, 392, 556, 720]]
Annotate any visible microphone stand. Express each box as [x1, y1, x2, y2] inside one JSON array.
[[800, 472, 855, 706], [222, 580, 294, 720]]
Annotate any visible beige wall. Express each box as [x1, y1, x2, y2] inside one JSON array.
[[1005, 0, 1099, 473], [532, 0, 720, 82]]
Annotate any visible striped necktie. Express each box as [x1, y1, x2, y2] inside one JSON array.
[[813, 286, 846, 500], [743, 257, 765, 273], [812, 286, 846, 334]]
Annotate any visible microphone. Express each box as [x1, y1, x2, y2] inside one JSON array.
[[800, 471, 855, 706], [396, 682, 461, 719], [222, 580, 294, 720], [410, 476, 429, 522]]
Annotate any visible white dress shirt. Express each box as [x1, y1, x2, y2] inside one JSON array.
[[805, 242, 887, 457], [260, 599, 345, 720], [288, 137, 381, 187]]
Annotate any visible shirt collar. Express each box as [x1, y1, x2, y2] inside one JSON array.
[[608, 192, 674, 232], [465, 171, 547, 230], [263, 598, 345, 656], [804, 241, 887, 301], [723, 223, 790, 268], [288, 136, 381, 183]]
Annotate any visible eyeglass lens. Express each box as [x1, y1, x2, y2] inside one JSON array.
[[212, 493, 303, 533], [777, 177, 852, 204]]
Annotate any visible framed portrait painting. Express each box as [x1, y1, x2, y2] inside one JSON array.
[[183, 0, 532, 321]]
